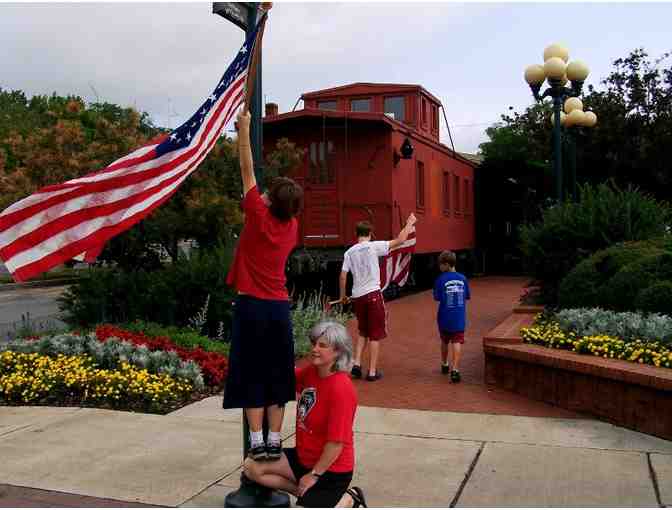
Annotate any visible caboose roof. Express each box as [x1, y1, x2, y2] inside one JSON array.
[[301, 82, 442, 106], [263, 108, 477, 168]]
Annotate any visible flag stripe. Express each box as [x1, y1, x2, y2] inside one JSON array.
[[0, 74, 246, 233], [3, 86, 245, 272], [1, 20, 265, 282], [380, 227, 416, 291]]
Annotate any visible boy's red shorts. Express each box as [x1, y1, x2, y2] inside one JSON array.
[[440, 331, 465, 344], [352, 290, 388, 341]]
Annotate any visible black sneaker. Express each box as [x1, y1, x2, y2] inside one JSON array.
[[351, 364, 362, 379], [365, 370, 383, 382], [450, 370, 461, 383], [249, 443, 267, 461], [266, 441, 282, 461], [441, 364, 450, 375]]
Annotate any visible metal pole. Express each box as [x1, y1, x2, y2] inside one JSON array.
[[567, 127, 577, 201], [552, 94, 563, 202], [247, 5, 264, 191]]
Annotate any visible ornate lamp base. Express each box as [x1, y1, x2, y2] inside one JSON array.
[[224, 474, 291, 508]]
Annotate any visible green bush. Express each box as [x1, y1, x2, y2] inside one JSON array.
[[521, 182, 670, 304], [291, 288, 354, 359], [559, 239, 672, 313], [558, 239, 668, 309], [634, 281, 672, 315], [58, 244, 236, 337]]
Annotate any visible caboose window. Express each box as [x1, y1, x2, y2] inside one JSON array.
[[454, 175, 461, 215], [416, 161, 425, 209], [432, 106, 438, 132], [309, 141, 336, 184], [464, 178, 470, 215], [422, 98, 428, 125], [350, 98, 371, 112], [317, 100, 337, 111], [384, 96, 405, 122], [443, 172, 450, 215]]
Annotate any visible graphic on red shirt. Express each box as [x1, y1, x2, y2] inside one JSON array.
[[297, 387, 317, 430], [226, 187, 298, 300], [294, 365, 357, 473]]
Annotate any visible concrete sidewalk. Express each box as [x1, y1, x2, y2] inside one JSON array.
[[1, 399, 670, 507]]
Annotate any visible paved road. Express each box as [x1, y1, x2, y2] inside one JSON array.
[[0, 285, 68, 339]]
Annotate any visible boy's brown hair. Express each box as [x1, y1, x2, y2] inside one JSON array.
[[438, 250, 456, 269], [355, 221, 373, 238], [268, 177, 304, 221]]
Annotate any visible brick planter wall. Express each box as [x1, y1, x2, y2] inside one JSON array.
[[484, 310, 672, 441]]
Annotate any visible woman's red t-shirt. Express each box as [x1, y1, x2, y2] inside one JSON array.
[[295, 365, 358, 473], [226, 187, 298, 300]]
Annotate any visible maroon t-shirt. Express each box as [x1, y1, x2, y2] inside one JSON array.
[[295, 365, 358, 473], [226, 187, 298, 300]]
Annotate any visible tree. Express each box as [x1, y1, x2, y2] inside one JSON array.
[[0, 90, 305, 272], [479, 48, 672, 203]]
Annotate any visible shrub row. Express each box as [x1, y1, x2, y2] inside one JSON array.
[[58, 244, 237, 337], [1, 332, 205, 390], [521, 317, 672, 369], [520, 182, 670, 304], [0, 352, 194, 413], [558, 237, 672, 313], [118, 320, 230, 356], [95, 325, 228, 387], [554, 308, 672, 346]]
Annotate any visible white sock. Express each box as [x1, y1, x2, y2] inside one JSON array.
[[250, 430, 264, 447], [268, 431, 281, 445]]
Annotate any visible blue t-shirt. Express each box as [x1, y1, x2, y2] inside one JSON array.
[[433, 271, 470, 333]]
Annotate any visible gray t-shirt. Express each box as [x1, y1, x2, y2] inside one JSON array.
[[341, 241, 390, 298]]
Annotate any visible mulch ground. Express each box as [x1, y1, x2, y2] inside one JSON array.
[[348, 276, 582, 418]]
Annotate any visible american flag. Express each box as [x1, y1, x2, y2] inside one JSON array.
[[379, 226, 416, 291], [0, 21, 263, 283]]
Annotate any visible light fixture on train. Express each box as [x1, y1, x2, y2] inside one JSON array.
[[393, 137, 414, 167]]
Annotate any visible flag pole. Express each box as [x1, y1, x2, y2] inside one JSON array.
[[225, 4, 288, 508]]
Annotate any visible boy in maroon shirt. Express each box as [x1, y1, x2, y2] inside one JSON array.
[[223, 109, 304, 462]]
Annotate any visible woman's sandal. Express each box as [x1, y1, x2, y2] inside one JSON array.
[[346, 486, 368, 508]]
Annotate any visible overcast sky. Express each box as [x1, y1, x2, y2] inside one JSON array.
[[1, 2, 671, 153]]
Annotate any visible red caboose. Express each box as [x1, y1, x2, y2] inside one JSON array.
[[263, 83, 477, 291]]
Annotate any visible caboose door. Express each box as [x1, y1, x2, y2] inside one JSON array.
[[302, 139, 341, 247]]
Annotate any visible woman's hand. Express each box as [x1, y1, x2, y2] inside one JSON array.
[[297, 472, 318, 497]]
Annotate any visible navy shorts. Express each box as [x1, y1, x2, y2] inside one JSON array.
[[223, 295, 296, 409]]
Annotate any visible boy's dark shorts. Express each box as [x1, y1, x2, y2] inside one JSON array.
[[223, 295, 296, 409], [440, 331, 465, 344], [284, 447, 353, 508], [352, 290, 388, 341]]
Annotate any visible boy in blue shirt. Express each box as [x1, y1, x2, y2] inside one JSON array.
[[433, 251, 470, 383]]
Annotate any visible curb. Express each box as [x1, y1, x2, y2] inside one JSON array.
[[0, 277, 81, 292]]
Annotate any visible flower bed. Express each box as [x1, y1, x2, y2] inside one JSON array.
[[95, 325, 228, 386], [0, 352, 193, 413], [521, 314, 672, 369]]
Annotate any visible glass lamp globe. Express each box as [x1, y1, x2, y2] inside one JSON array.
[[564, 97, 583, 114], [543, 43, 569, 63], [544, 57, 567, 80], [583, 111, 598, 127], [525, 64, 546, 85], [567, 60, 590, 82], [566, 109, 585, 127]]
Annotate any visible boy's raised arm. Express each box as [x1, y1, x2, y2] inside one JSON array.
[[237, 110, 256, 195], [389, 213, 417, 250]]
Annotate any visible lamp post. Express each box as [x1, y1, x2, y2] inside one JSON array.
[[524, 43, 596, 202]]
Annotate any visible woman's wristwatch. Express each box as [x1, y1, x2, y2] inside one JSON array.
[[310, 470, 322, 478]]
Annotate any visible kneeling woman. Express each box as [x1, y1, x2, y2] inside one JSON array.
[[244, 320, 367, 508]]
